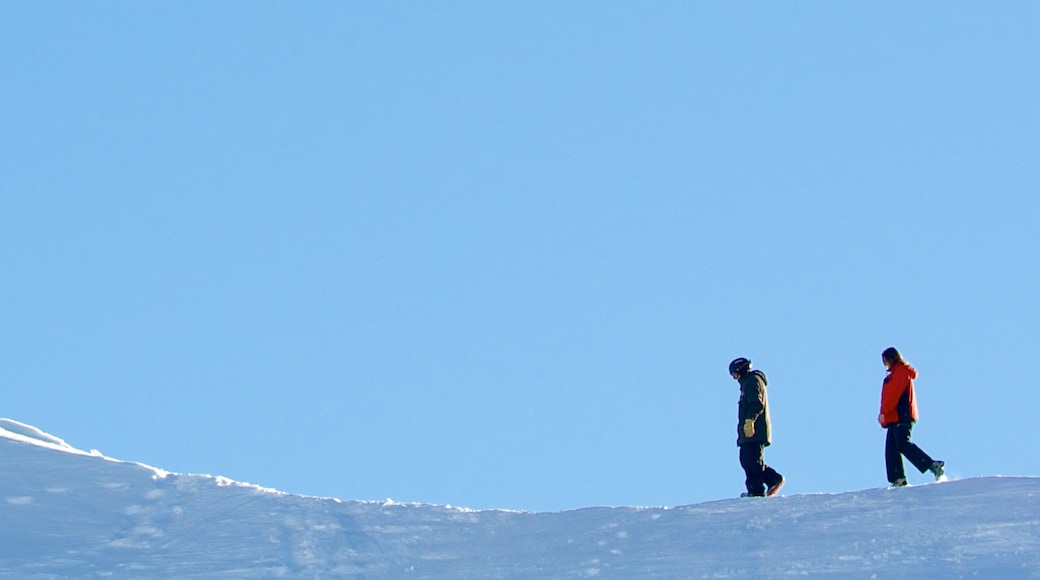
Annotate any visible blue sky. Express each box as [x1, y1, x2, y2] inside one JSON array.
[[2, 3, 1039, 511]]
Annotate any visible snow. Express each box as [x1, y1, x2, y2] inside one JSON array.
[[0, 419, 85, 454], [1, 420, 1039, 578]]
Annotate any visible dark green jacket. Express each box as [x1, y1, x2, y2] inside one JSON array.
[[737, 370, 771, 447]]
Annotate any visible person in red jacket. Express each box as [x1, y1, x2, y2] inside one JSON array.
[[878, 347, 945, 487]]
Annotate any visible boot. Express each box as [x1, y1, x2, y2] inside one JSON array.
[[929, 460, 945, 481]]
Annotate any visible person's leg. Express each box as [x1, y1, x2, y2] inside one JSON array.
[[885, 425, 906, 484], [894, 423, 935, 474], [763, 463, 783, 488], [763, 460, 784, 496], [739, 444, 766, 496]]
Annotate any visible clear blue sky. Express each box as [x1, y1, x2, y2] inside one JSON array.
[[2, 3, 1038, 512]]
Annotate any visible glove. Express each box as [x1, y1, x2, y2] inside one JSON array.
[[743, 419, 755, 438]]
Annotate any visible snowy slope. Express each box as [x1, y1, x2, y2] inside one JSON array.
[[1, 419, 1039, 579]]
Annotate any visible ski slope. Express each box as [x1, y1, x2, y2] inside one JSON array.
[[1, 419, 1038, 578]]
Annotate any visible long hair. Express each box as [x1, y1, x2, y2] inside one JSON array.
[[881, 347, 905, 366]]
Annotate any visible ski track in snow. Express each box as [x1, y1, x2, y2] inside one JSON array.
[[1, 420, 1039, 578]]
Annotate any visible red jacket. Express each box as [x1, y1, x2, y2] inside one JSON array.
[[880, 361, 918, 427]]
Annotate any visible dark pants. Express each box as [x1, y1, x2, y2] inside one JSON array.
[[885, 423, 934, 483], [739, 443, 783, 497]]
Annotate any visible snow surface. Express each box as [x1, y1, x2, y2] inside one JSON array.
[[1, 420, 1039, 579]]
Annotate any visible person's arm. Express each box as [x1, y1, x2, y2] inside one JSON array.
[[879, 366, 908, 424], [743, 378, 764, 422]]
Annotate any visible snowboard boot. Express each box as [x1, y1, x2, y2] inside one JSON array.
[[929, 460, 945, 481], [890, 478, 908, 488], [766, 476, 785, 497]]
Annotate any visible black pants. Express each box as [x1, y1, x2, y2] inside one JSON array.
[[739, 443, 783, 497], [885, 423, 934, 483]]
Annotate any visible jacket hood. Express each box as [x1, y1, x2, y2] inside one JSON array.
[[892, 361, 917, 380], [749, 369, 767, 385]]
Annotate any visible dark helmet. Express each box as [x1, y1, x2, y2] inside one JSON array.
[[728, 357, 751, 377]]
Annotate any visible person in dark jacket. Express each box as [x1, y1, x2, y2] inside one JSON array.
[[730, 357, 784, 497], [878, 347, 945, 487]]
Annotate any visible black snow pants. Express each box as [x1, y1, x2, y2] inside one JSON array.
[[739, 443, 783, 497], [885, 423, 934, 483]]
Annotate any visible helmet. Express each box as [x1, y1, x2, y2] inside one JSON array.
[[728, 357, 751, 377]]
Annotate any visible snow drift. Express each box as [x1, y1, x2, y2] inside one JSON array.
[[1, 419, 1038, 578]]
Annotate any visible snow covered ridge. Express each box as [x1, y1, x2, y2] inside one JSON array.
[[0, 418, 91, 455], [2, 420, 1040, 578], [0, 418, 277, 493]]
